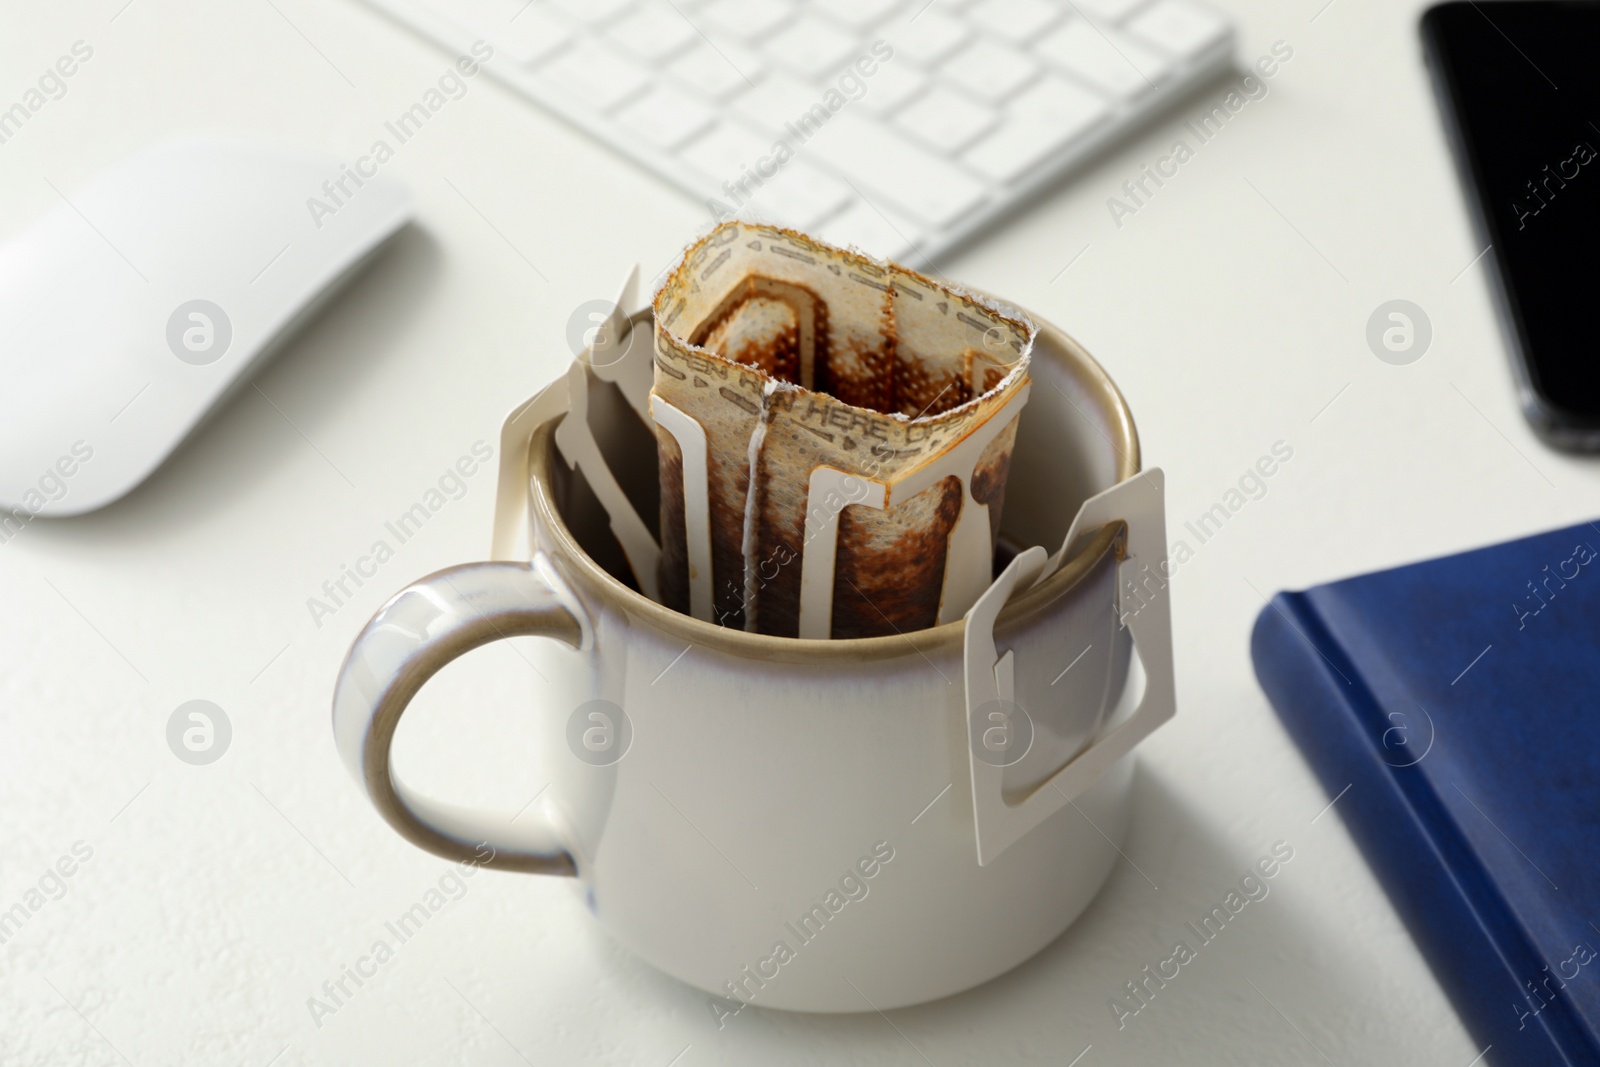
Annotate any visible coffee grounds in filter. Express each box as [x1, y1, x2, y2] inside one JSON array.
[[650, 221, 1034, 639]]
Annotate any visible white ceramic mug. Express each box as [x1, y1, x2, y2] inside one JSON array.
[[331, 305, 1173, 1013]]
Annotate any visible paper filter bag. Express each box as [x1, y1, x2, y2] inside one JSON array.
[[650, 221, 1034, 639]]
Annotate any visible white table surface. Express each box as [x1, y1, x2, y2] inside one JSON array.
[[4, 1, 1589, 1063]]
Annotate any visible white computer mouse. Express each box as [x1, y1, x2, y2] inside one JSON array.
[[0, 137, 412, 518]]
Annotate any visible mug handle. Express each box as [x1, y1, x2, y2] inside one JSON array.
[[331, 559, 586, 875]]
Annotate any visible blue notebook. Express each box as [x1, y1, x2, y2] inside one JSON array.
[[1251, 519, 1600, 1066]]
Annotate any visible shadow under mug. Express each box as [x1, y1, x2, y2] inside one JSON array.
[[332, 306, 1156, 1013]]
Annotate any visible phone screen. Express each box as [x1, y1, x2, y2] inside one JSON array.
[[1424, 1, 1600, 426]]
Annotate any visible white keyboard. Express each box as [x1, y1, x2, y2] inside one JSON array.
[[362, 0, 1235, 266]]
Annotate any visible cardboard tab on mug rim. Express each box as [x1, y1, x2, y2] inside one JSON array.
[[584, 264, 650, 421], [555, 359, 662, 602], [491, 265, 657, 587], [963, 468, 1173, 867]]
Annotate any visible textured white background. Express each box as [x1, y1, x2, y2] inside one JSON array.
[[1, 0, 1590, 1063]]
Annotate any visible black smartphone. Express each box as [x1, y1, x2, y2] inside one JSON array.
[[1422, 1, 1600, 450]]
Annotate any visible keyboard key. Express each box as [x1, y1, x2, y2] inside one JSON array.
[[805, 110, 988, 227], [546, 0, 636, 23], [678, 119, 781, 186], [1071, 0, 1152, 20], [895, 85, 999, 152], [967, 0, 1064, 42], [764, 15, 861, 80], [1013, 69, 1115, 122], [666, 42, 758, 100], [608, 3, 700, 63], [445, 0, 571, 64], [700, 0, 795, 40], [854, 59, 929, 116], [743, 159, 855, 228], [960, 74, 1109, 183], [732, 72, 822, 137], [941, 37, 1041, 102], [439, 0, 518, 24], [1034, 18, 1170, 97], [816, 197, 921, 261], [703, 34, 765, 85], [540, 41, 652, 110], [493, 9, 574, 65], [1124, 0, 1230, 57], [879, 11, 967, 65], [615, 84, 716, 149], [811, 0, 903, 31], [441, 0, 519, 31]]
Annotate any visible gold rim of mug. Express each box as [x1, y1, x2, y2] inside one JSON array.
[[528, 308, 1140, 662]]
